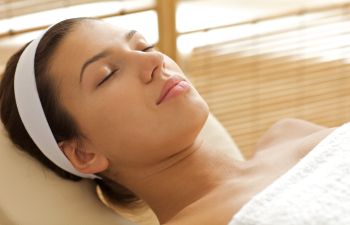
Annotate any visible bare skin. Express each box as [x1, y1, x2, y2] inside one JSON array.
[[47, 19, 337, 225], [163, 119, 336, 225]]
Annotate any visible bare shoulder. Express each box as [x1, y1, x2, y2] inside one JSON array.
[[256, 118, 327, 151]]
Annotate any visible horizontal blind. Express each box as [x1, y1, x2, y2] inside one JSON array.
[[183, 4, 350, 159], [0, 0, 103, 19]]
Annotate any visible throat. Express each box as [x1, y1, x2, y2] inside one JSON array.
[[127, 140, 248, 224]]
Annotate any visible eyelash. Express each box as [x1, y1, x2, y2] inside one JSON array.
[[143, 44, 155, 52], [96, 44, 155, 87], [97, 69, 118, 87]]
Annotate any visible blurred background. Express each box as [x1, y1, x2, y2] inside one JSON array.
[[1, 0, 350, 159]]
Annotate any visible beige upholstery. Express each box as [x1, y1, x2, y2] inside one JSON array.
[[0, 114, 242, 225], [0, 126, 135, 225]]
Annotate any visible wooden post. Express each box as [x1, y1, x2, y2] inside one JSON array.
[[156, 0, 177, 62]]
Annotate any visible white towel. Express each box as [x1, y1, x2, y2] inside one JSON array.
[[228, 122, 350, 225]]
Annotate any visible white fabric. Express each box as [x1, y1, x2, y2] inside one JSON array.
[[14, 22, 98, 179], [229, 122, 350, 225]]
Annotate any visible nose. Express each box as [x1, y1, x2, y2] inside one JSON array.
[[136, 51, 164, 84]]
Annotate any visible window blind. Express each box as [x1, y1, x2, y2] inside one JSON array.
[[0, 0, 102, 19], [0, 0, 155, 20], [182, 3, 350, 158]]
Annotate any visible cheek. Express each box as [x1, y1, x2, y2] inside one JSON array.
[[82, 96, 154, 160], [119, 87, 208, 163], [76, 71, 209, 166]]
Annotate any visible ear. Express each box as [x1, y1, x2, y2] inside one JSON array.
[[58, 140, 109, 175]]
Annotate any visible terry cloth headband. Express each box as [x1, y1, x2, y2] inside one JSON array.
[[14, 22, 100, 179]]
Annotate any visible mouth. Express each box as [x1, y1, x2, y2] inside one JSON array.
[[156, 75, 190, 105]]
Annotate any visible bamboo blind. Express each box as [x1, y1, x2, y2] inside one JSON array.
[[0, 0, 105, 19], [182, 4, 350, 159], [0, 0, 155, 38]]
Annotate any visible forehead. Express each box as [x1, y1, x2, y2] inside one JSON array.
[[49, 20, 128, 80], [67, 20, 128, 49]]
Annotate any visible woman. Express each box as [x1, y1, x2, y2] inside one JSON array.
[[0, 17, 343, 225]]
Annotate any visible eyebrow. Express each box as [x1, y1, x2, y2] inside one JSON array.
[[79, 30, 137, 83]]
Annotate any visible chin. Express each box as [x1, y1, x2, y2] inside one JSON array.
[[154, 86, 209, 153], [188, 86, 210, 120], [173, 93, 210, 148], [189, 99, 209, 139]]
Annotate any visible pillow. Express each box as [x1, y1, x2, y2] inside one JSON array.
[[0, 125, 136, 225], [0, 113, 243, 225]]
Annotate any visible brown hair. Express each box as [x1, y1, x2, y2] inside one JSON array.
[[0, 17, 139, 206]]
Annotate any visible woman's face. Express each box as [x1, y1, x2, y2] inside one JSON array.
[[50, 20, 209, 171]]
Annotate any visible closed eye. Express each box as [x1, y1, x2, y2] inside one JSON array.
[[97, 69, 118, 87], [143, 44, 155, 52]]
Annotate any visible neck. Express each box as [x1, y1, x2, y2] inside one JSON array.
[[110, 137, 249, 223]]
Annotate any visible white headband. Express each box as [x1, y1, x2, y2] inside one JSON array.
[[14, 24, 99, 179]]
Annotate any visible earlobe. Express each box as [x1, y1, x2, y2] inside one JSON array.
[[58, 140, 109, 175]]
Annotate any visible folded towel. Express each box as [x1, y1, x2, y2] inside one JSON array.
[[228, 122, 350, 225]]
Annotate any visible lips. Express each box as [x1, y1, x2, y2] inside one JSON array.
[[156, 76, 186, 105]]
